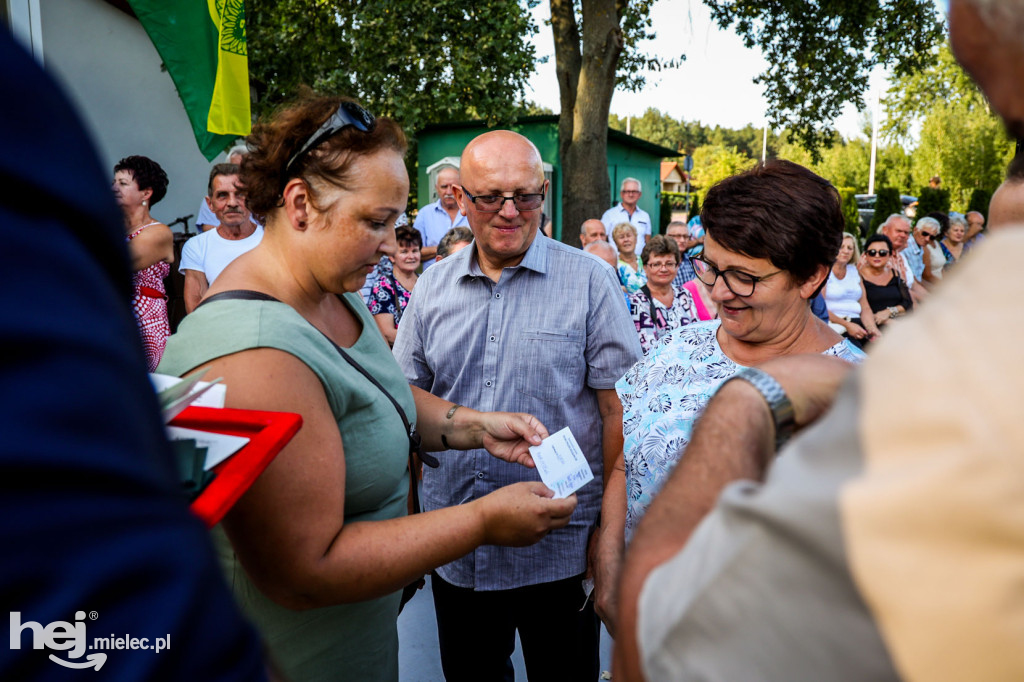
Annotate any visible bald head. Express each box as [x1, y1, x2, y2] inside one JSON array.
[[580, 219, 607, 246], [460, 131, 544, 185], [584, 240, 618, 270]]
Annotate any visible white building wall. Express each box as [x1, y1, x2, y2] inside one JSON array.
[[11, 0, 224, 232]]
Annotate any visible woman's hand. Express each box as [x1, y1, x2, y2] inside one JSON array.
[[844, 321, 868, 340], [473, 482, 577, 546], [478, 411, 548, 467], [873, 310, 891, 327]]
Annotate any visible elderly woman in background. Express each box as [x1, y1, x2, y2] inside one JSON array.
[[369, 224, 421, 346], [915, 216, 945, 287], [861, 233, 913, 328], [824, 232, 880, 348], [435, 225, 473, 262], [113, 155, 174, 371], [612, 222, 647, 293], [941, 212, 968, 267], [594, 160, 865, 633], [157, 95, 576, 681], [627, 235, 699, 354]]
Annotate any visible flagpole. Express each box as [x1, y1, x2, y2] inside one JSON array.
[[868, 89, 880, 195]]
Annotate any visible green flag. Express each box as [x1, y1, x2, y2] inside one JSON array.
[[129, 0, 251, 161]]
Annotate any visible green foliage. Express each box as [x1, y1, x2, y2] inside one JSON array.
[[837, 187, 860, 238], [705, 0, 944, 161], [247, 0, 540, 134], [775, 131, 911, 194], [967, 189, 992, 221], [659, 191, 672, 233], [869, 188, 902, 236], [688, 192, 701, 219], [916, 187, 950, 217], [690, 145, 756, 202], [609, 108, 781, 159]]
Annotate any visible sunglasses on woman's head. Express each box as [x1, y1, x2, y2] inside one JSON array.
[[866, 249, 890, 257]]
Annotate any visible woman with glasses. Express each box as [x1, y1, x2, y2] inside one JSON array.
[[157, 95, 577, 681], [916, 216, 946, 286], [861, 233, 913, 329], [824, 232, 880, 348], [593, 161, 864, 633], [612, 221, 647, 293], [627, 235, 699, 354]]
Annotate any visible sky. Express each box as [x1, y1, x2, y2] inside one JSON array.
[[525, 1, 948, 144]]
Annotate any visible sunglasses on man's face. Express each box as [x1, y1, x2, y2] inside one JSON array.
[[920, 232, 936, 241], [866, 249, 890, 257]]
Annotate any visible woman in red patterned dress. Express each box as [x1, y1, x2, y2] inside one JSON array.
[[113, 155, 174, 371]]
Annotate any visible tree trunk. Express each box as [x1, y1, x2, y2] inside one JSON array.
[[551, 0, 623, 247]]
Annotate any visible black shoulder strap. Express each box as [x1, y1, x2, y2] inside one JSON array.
[[195, 289, 281, 308], [640, 284, 662, 331]]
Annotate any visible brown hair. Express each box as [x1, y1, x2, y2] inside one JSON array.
[[207, 163, 240, 196], [701, 159, 842, 283], [395, 225, 422, 249], [641, 234, 680, 265], [242, 92, 407, 220]]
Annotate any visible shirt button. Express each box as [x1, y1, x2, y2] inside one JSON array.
[[476, 472, 485, 479], [485, 380, 493, 387], [489, 335, 496, 342], [494, 293, 502, 299]]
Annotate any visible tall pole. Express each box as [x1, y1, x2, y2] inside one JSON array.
[[868, 89, 880, 195], [761, 124, 768, 163]]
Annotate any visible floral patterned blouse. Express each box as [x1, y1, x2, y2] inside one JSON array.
[[368, 273, 412, 327], [627, 285, 699, 355], [615, 320, 865, 540], [617, 258, 647, 294]]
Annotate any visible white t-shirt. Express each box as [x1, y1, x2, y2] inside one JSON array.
[[824, 267, 863, 318], [179, 226, 264, 284]]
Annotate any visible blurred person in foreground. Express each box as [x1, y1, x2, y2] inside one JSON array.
[[615, 1, 1024, 678], [627, 235, 699, 355], [0, 29, 266, 680], [394, 130, 641, 681], [158, 96, 577, 682], [593, 160, 865, 633], [113, 154, 174, 371]]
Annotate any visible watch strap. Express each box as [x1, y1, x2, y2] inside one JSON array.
[[726, 367, 796, 451]]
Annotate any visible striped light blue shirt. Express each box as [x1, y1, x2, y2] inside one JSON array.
[[394, 234, 642, 590]]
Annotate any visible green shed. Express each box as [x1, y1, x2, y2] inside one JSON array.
[[415, 115, 679, 241]]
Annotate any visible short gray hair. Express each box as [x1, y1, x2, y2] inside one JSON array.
[[915, 216, 941, 233], [437, 226, 473, 259], [620, 177, 642, 192], [584, 240, 617, 259], [948, 212, 968, 229], [881, 214, 910, 231], [226, 143, 249, 160]]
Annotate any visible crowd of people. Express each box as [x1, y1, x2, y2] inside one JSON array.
[[8, 0, 1024, 679]]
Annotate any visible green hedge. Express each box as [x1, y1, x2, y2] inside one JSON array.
[[916, 187, 950, 218], [967, 188, 993, 221], [837, 187, 860, 239], [869, 188, 903, 236]]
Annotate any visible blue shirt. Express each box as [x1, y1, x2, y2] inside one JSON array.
[[904, 238, 926, 281], [394, 235, 642, 590], [616, 321, 865, 540], [602, 203, 652, 255], [672, 256, 696, 288], [412, 200, 469, 271]]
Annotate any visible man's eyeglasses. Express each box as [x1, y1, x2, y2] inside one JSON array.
[[866, 249, 890, 257], [622, 189, 641, 195], [459, 187, 545, 213], [691, 255, 781, 297], [647, 260, 679, 270], [284, 101, 376, 176], [920, 232, 936, 241]]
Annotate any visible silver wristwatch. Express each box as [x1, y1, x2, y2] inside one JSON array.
[[724, 367, 796, 451]]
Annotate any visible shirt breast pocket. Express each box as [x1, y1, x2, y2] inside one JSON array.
[[515, 328, 586, 403]]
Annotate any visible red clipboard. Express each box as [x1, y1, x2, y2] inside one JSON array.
[[171, 406, 303, 527]]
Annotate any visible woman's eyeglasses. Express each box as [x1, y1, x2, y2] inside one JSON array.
[[646, 260, 679, 270], [691, 255, 781, 297], [284, 101, 376, 176], [866, 249, 890, 257]]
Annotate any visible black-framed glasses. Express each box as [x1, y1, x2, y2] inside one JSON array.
[[920, 232, 936, 241], [284, 101, 376, 176], [459, 187, 545, 213], [865, 249, 890, 257], [646, 260, 679, 270], [691, 255, 781, 297]]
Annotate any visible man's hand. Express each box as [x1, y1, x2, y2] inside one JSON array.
[[478, 411, 548, 467]]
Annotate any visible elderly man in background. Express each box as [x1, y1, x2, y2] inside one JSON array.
[[414, 165, 469, 270], [585, 239, 630, 308], [580, 218, 608, 246], [602, 178, 652, 255], [195, 144, 249, 231], [878, 213, 927, 304], [615, 1, 1024, 679], [965, 210, 986, 251], [179, 163, 262, 313], [435, 225, 474, 262], [395, 130, 640, 681], [665, 220, 697, 286]]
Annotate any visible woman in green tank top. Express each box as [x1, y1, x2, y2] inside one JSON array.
[[158, 96, 577, 682]]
